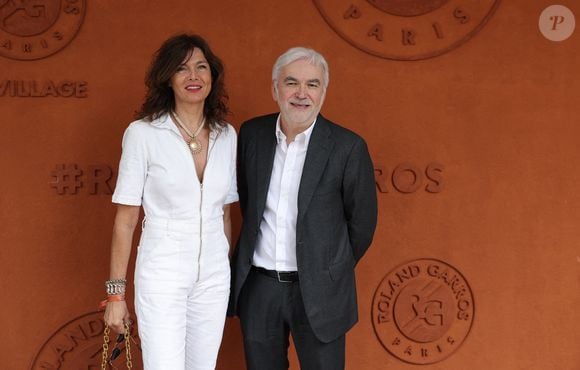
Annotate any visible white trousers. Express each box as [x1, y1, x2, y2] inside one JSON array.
[[135, 217, 230, 370]]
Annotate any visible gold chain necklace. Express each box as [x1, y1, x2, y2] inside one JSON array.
[[171, 111, 205, 155]]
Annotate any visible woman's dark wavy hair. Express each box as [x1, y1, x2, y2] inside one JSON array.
[[136, 34, 228, 130]]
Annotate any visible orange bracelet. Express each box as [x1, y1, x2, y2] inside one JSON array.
[[99, 294, 125, 309]]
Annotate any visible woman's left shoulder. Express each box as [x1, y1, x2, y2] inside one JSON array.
[[214, 121, 237, 138], [222, 122, 237, 135]]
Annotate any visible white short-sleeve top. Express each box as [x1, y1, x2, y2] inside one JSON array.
[[112, 113, 238, 222]]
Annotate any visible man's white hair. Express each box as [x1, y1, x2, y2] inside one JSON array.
[[272, 47, 329, 90]]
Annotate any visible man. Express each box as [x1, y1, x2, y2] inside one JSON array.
[[229, 47, 377, 370]]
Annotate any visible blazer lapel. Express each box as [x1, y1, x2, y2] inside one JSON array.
[[254, 119, 277, 222], [298, 116, 333, 222]]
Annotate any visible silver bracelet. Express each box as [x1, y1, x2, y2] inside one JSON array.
[[105, 278, 127, 295]]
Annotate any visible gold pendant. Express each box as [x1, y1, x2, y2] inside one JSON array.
[[189, 140, 202, 154]]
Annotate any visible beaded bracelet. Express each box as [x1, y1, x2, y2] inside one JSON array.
[[105, 278, 127, 296]]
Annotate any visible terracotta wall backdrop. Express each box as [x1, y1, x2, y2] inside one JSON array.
[[1, 1, 579, 369]]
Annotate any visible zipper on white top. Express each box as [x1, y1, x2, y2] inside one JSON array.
[[195, 130, 218, 282], [197, 182, 203, 282], [171, 122, 221, 283]]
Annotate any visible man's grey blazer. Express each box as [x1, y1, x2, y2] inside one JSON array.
[[229, 113, 378, 343]]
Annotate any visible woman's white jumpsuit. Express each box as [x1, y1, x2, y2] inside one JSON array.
[[112, 114, 238, 370]]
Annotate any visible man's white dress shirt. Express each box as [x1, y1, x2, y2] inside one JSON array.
[[252, 116, 316, 272]]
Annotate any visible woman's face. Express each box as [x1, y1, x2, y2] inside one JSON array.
[[170, 47, 212, 108]]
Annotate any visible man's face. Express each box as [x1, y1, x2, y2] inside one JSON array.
[[273, 59, 326, 129]]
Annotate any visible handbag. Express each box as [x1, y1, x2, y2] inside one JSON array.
[[101, 323, 133, 369]]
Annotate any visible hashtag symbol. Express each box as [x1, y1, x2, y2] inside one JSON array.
[[50, 164, 83, 194]]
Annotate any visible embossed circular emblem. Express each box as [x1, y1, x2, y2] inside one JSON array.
[[313, 0, 501, 60], [0, 0, 86, 60], [30, 311, 143, 369], [372, 258, 474, 364]]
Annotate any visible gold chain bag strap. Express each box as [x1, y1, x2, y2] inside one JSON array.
[[101, 323, 133, 369]]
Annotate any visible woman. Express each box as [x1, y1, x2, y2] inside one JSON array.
[[103, 34, 237, 370]]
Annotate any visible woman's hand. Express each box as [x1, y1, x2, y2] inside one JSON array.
[[104, 300, 131, 334]]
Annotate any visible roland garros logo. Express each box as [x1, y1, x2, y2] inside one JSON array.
[[372, 258, 474, 364], [0, 0, 86, 60], [313, 0, 501, 60], [30, 311, 143, 370]]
